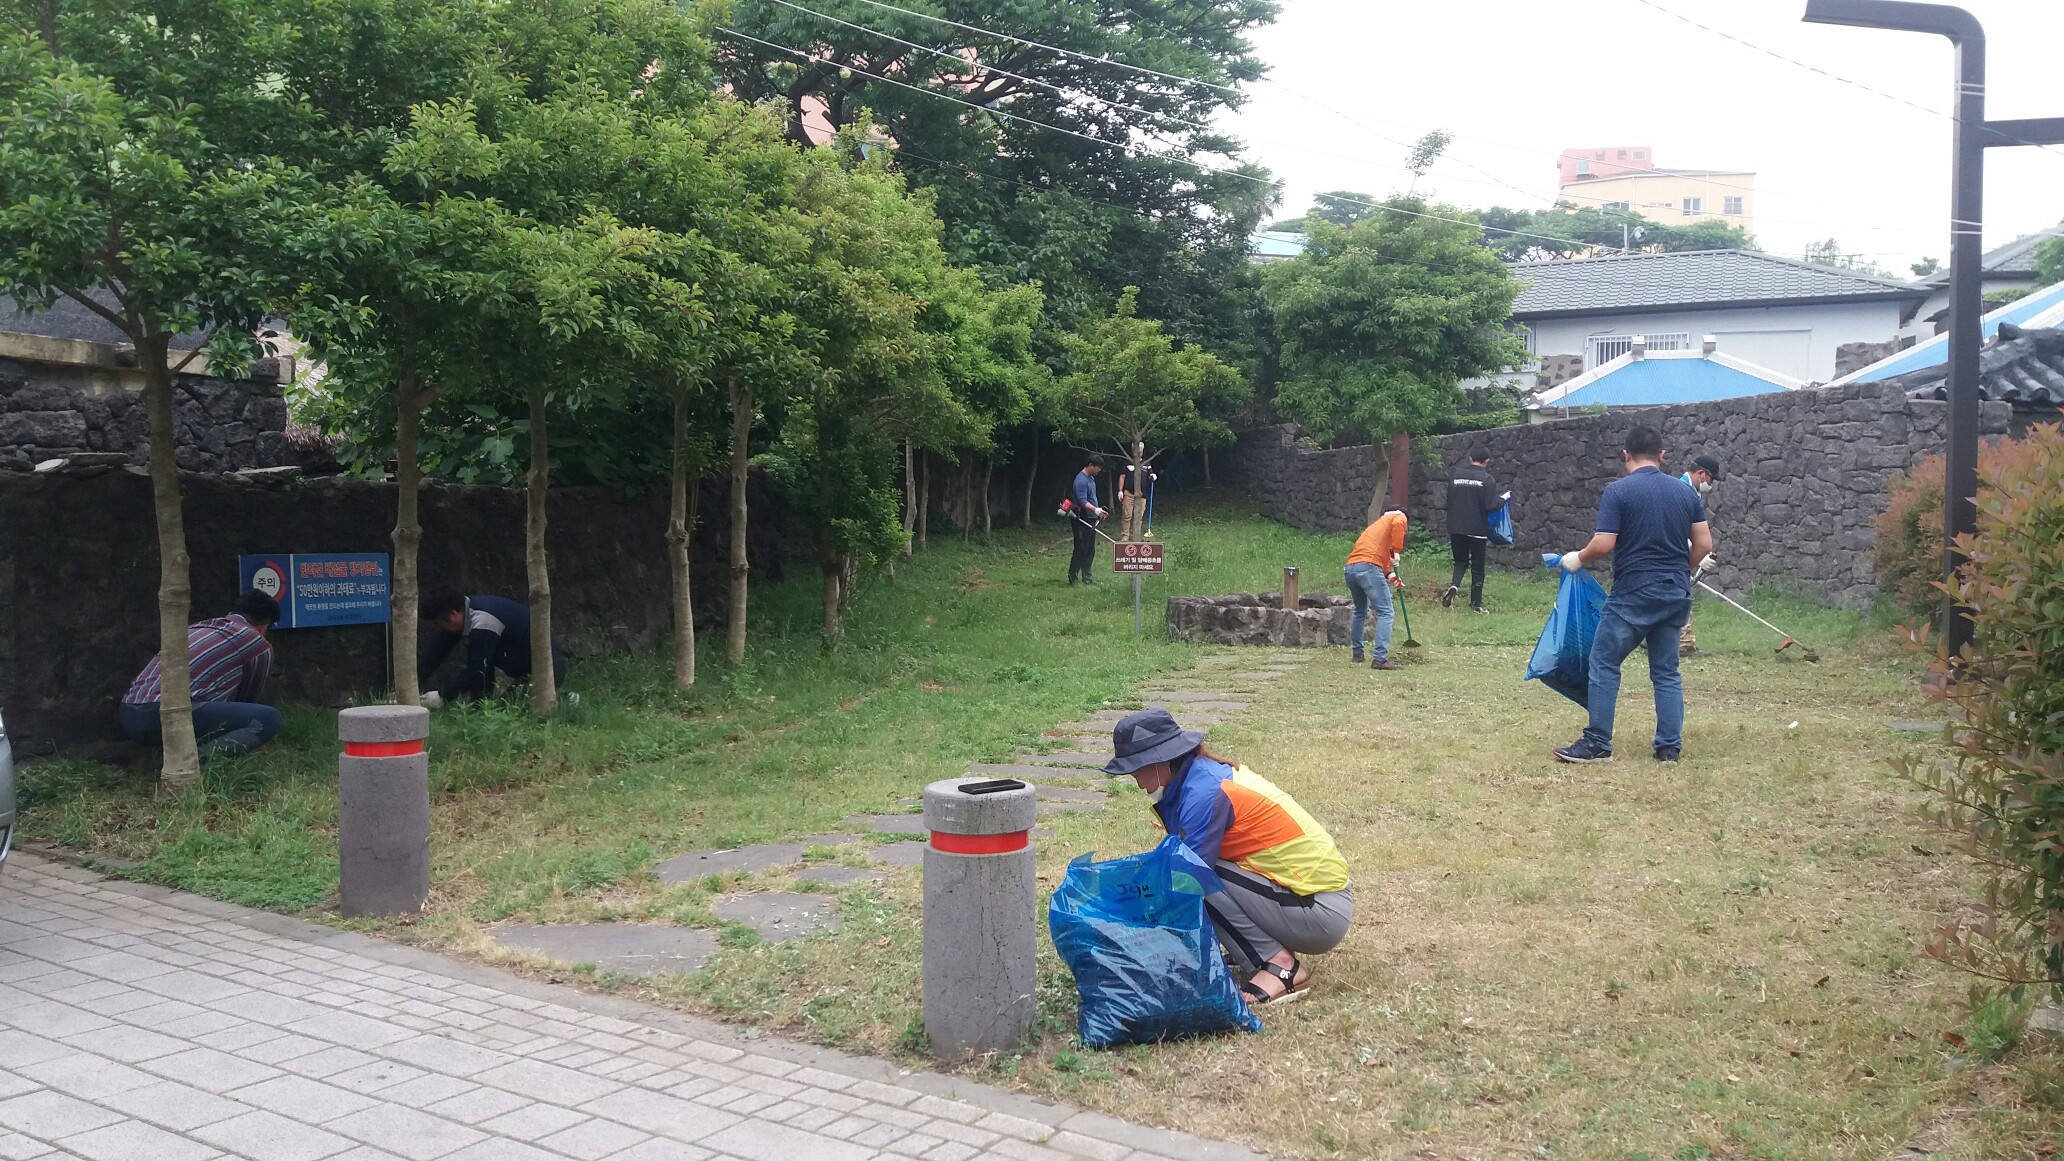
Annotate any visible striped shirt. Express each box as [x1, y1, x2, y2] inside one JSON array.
[[124, 615, 274, 706]]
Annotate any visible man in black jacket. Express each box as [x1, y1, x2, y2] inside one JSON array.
[[418, 592, 567, 706], [1441, 447, 1505, 613]]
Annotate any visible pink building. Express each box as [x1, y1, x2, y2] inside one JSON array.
[[1557, 146, 1656, 184]]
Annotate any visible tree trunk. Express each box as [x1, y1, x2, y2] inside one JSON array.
[[141, 340, 199, 789], [1203, 448, 1212, 487], [726, 375, 751, 666], [525, 387, 557, 714], [1387, 430, 1411, 511], [901, 438, 915, 558], [981, 458, 993, 538], [391, 375, 432, 706], [819, 452, 844, 644], [959, 455, 972, 542], [667, 384, 695, 689], [918, 452, 929, 550], [1367, 442, 1387, 523], [1022, 428, 1038, 529]]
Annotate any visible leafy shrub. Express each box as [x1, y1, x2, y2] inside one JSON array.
[[1876, 436, 2052, 623], [1902, 422, 2064, 996], [1875, 452, 1945, 622]]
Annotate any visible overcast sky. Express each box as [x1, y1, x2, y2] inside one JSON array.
[[1219, 0, 2064, 272]]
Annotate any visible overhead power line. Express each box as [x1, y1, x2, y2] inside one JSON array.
[[1626, 0, 2064, 160], [760, 0, 1936, 240], [715, 26, 1634, 255]]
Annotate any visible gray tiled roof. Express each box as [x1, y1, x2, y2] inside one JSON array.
[[1511, 249, 1926, 318], [1892, 324, 2064, 407], [1921, 225, 2064, 286]]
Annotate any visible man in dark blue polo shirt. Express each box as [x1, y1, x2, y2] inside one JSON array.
[[1551, 426, 1715, 764]]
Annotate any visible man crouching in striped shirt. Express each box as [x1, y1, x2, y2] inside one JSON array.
[[118, 590, 283, 762]]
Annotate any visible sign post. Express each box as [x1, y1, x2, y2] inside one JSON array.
[[1112, 542, 1166, 638]]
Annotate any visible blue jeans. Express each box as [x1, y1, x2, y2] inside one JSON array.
[[120, 701, 282, 760], [1582, 589, 1693, 751], [1343, 563, 1394, 662]]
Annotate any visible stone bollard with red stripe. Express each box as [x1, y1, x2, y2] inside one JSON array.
[[338, 704, 431, 918], [922, 776, 1038, 1060]]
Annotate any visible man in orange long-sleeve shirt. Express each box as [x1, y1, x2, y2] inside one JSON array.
[[1344, 507, 1408, 670]]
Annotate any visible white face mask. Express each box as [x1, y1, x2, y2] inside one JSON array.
[[1697, 480, 1714, 495], [1146, 786, 1166, 805]]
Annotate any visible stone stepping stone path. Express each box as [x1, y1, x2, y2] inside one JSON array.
[[492, 923, 716, 976], [970, 762, 1106, 783], [1141, 689, 1253, 703], [843, 812, 928, 834], [868, 841, 925, 867], [796, 865, 884, 887], [1231, 671, 1284, 680], [713, 893, 839, 943], [653, 834, 864, 884], [1016, 751, 1112, 767]]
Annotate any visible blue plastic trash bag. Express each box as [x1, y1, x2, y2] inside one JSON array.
[[1048, 836, 1263, 1049], [1526, 553, 1608, 707], [1487, 496, 1515, 546]]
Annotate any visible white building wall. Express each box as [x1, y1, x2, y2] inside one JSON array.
[[1521, 300, 1906, 383]]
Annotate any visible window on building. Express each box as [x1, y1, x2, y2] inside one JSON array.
[[1617, 149, 1628, 160], [1603, 201, 1630, 212], [1589, 333, 1692, 366], [1634, 150, 1646, 160], [1682, 197, 1702, 216], [1595, 150, 1606, 159], [1723, 196, 1744, 215], [1576, 159, 1591, 175]]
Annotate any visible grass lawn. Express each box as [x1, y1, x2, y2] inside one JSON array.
[[19, 492, 2064, 1159]]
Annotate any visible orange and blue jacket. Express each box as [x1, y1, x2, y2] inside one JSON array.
[[1152, 756, 1350, 895]]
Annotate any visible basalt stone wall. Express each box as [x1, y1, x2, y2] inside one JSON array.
[[1166, 593, 1352, 647], [1217, 381, 2011, 608], [0, 357, 291, 472], [0, 464, 802, 752]]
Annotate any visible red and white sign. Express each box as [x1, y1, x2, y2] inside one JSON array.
[[1112, 542, 1165, 574]]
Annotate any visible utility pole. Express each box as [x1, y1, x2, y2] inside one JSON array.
[[1803, 0, 2064, 661]]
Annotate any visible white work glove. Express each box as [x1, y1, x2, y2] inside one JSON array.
[[1695, 553, 1719, 577], [420, 691, 444, 710], [1558, 551, 1584, 572]]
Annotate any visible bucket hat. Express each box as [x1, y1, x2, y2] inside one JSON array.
[[1103, 708, 1205, 776]]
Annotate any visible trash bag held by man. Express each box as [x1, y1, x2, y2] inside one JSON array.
[[1487, 496, 1515, 547], [1048, 836, 1263, 1049], [1526, 553, 1608, 707]]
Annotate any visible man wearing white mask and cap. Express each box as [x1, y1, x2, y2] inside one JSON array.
[[1678, 454, 1723, 655]]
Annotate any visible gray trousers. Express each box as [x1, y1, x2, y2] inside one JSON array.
[[1204, 860, 1353, 972]]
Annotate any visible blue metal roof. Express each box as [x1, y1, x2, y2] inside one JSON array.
[[1845, 280, 2064, 383], [1552, 358, 1793, 408]]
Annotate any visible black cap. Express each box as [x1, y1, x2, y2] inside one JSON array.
[[1692, 454, 1722, 481], [1103, 708, 1206, 776]]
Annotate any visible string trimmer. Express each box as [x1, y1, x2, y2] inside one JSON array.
[[1695, 579, 1820, 662]]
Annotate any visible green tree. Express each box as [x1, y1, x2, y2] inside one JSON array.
[[2036, 236, 2064, 287], [1048, 287, 1247, 540], [1269, 189, 1378, 232], [1802, 237, 1897, 280], [0, 7, 325, 787], [1478, 203, 1755, 260], [720, 0, 1276, 352], [1912, 255, 1943, 278], [1263, 202, 1522, 510]]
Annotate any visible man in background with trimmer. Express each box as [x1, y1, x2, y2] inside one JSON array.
[[1677, 454, 1723, 655], [1067, 458, 1108, 586]]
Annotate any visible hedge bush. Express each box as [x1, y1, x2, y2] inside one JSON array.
[[1876, 436, 2051, 624], [1905, 421, 2064, 995]]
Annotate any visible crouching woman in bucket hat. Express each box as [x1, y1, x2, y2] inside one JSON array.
[[1104, 708, 1354, 1005]]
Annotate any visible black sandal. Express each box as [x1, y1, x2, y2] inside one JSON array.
[[1240, 958, 1310, 1007]]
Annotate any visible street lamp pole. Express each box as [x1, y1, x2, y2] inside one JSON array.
[[1802, 1, 2064, 661]]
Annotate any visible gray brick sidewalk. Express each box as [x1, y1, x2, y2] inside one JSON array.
[[0, 853, 1264, 1161]]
